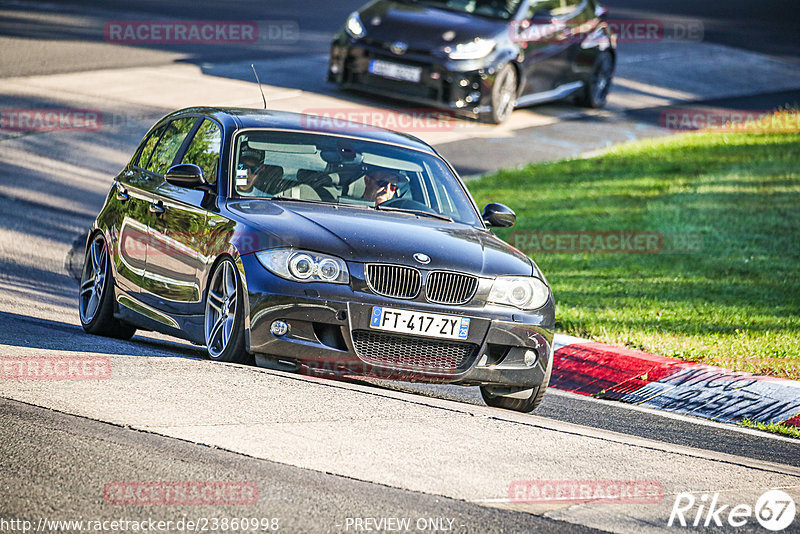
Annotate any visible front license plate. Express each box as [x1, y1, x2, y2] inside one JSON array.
[[370, 307, 470, 340], [369, 60, 422, 83]]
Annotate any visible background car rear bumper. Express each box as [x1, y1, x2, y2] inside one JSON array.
[[243, 255, 554, 388]]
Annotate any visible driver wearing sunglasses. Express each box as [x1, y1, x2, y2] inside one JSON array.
[[362, 167, 407, 206], [237, 147, 287, 196], [237, 148, 267, 194]]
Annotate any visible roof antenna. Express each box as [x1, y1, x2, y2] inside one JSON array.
[[251, 63, 267, 109]]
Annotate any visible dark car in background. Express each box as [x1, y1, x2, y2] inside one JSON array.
[[79, 107, 555, 412], [329, 0, 616, 123]]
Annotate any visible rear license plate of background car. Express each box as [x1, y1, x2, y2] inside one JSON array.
[[370, 306, 470, 340], [369, 60, 422, 83]]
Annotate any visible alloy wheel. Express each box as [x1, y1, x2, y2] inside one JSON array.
[[494, 66, 517, 123], [205, 260, 239, 358], [79, 235, 108, 325]]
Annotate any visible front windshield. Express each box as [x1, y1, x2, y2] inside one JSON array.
[[401, 0, 523, 20], [231, 130, 482, 226]]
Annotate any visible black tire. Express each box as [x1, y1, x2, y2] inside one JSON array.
[[480, 64, 518, 125], [204, 257, 252, 365], [577, 50, 614, 109], [78, 233, 136, 340], [480, 354, 552, 413]]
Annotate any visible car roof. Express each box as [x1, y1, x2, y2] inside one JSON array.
[[166, 107, 437, 155]]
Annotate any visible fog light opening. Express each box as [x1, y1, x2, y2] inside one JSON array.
[[271, 320, 289, 337], [524, 349, 538, 367], [466, 91, 481, 103]]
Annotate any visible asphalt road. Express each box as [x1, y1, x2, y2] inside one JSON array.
[[1, 0, 797, 77], [603, 0, 800, 65], [2, 398, 602, 534], [1, 1, 800, 533]]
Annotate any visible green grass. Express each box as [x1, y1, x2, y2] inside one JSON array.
[[741, 419, 800, 439], [468, 124, 800, 379]]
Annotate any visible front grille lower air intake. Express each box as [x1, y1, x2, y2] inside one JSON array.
[[352, 330, 477, 371], [365, 264, 421, 299]]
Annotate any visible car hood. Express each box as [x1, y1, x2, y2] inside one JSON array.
[[228, 200, 533, 277], [359, 0, 508, 52]]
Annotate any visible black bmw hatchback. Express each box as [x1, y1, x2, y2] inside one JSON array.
[[79, 107, 555, 412], [329, 0, 616, 123]]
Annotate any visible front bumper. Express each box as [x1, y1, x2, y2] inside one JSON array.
[[242, 254, 554, 389], [328, 38, 494, 116]]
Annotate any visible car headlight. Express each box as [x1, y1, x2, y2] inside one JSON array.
[[345, 12, 365, 39], [256, 249, 350, 284], [447, 38, 496, 60], [488, 276, 550, 310]]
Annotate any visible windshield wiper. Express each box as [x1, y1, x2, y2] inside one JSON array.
[[376, 205, 453, 222]]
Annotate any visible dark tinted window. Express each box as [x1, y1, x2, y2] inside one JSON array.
[[147, 117, 197, 175], [137, 124, 166, 169], [232, 130, 481, 226], [415, 0, 522, 20], [181, 119, 222, 184], [527, 0, 581, 17]]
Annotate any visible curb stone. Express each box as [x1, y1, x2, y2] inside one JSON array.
[[552, 334, 800, 429]]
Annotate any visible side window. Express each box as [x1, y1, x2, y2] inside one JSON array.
[[147, 117, 198, 175], [181, 119, 222, 184], [136, 124, 166, 169]]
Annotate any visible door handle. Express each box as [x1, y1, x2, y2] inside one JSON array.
[[116, 185, 130, 203], [149, 201, 165, 215]]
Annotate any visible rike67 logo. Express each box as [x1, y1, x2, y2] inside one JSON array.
[[669, 489, 796, 531]]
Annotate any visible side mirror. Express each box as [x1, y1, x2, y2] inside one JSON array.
[[483, 203, 516, 228], [165, 164, 205, 188]]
